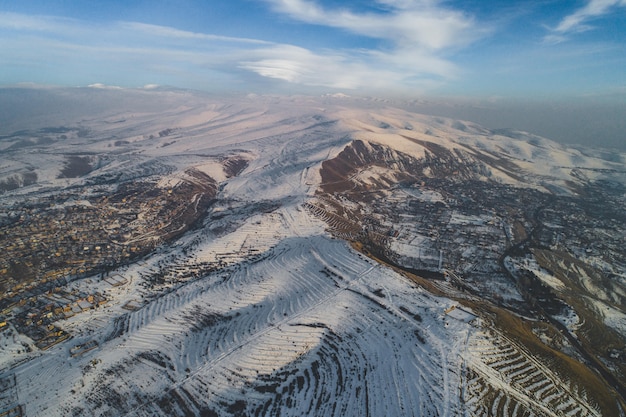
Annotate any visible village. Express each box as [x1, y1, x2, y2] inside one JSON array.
[[0, 171, 216, 355], [310, 154, 625, 316]]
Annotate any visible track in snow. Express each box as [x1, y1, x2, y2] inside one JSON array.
[[12, 223, 472, 417]]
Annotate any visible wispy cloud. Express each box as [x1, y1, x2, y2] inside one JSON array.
[[0, 11, 72, 32], [239, 42, 458, 91], [118, 22, 272, 45], [240, 45, 405, 89], [0, 12, 272, 88], [239, 0, 487, 90], [265, 0, 482, 50], [0, 3, 484, 93], [546, 0, 626, 43]]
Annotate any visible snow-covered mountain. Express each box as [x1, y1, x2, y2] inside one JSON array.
[[0, 88, 624, 416]]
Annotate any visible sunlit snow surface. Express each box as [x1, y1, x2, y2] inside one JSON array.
[[54, 235, 472, 416], [1, 90, 619, 416]]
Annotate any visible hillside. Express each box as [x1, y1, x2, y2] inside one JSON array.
[[0, 88, 624, 416]]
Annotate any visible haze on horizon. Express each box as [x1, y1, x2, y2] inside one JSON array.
[[1, 0, 625, 149]]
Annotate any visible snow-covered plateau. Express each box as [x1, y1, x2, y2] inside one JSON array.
[[0, 88, 624, 416]]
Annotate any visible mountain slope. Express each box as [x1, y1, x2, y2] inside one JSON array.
[[0, 89, 624, 416]]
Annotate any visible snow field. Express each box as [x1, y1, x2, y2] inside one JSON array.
[[3, 93, 623, 416], [9, 229, 473, 416], [585, 296, 626, 336]]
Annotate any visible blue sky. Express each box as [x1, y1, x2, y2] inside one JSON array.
[[1, 0, 625, 98]]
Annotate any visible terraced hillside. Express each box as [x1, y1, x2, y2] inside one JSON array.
[[0, 89, 624, 416]]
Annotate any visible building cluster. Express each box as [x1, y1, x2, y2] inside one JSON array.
[[538, 193, 625, 268], [2, 285, 106, 350], [0, 175, 210, 303], [0, 170, 218, 353], [0, 183, 178, 347], [0, 372, 22, 417], [315, 178, 530, 274], [0, 191, 146, 300], [315, 169, 624, 311]]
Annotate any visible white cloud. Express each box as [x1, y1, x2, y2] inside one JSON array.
[[87, 83, 123, 89], [239, 0, 487, 90], [0, 13, 268, 89], [266, 0, 482, 50], [240, 45, 401, 89], [239, 43, 455, 92], [0, 5, 482, 93], [118, 22, 272, 45], [0, 12, 69, 31], [548, 0, 626, 41]]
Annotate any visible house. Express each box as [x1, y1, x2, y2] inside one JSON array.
[[445, 305, 478, 324]]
